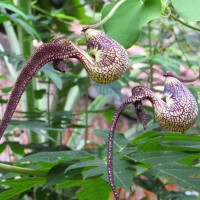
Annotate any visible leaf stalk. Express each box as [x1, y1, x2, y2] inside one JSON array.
[[0, 163, 47, 177]]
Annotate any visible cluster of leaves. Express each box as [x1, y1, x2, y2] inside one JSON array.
[[0, 0, 200, 199], [0, 130, 200, 199]]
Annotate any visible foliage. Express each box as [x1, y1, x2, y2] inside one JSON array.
[[0, 0, 200, 199], [102, 0, 162, 48], [171, 0, 200, 22]]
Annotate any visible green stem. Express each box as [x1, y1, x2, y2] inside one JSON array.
[[170, 13, 200, 32], [47, 80, 52, 146], [48, 70, 87, 147], [3, 20, 20, 55], [173, 29, 200, 82], [84, 91, 89, 147], [0, 163, 47, 177], [67, 95, 109, 150], [16, 0, 40, 143], [2, 8, 20, 80], [48, 80, 58, 148], [31, 3, 70, 25], [0, 43, 16, 80], [83, 0, 126, 30], [173, 29, 190, 66], [148, 22, 153, 89]]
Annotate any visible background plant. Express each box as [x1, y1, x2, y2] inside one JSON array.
[[0, 0, 199, 199]]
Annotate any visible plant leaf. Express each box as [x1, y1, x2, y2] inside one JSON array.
[[8, 14, 40, 39], [0, 2, 28, 19], [66, 128, 133, 191], [19, 151, 94, 163], [56, 177, 111, 200], [132, 131, 200, 152], [129, 131, 200, 193], [102, 0, 162, 48], [152, 164, 200, 192], [0, 177, 45, 200], [41, 68, 63, 90], [172, 0, 200, 22], [93, 81, 122, 101], [94, 128, 128, 151], [151, 55, 182, 74], [45, 163, 69, 188]]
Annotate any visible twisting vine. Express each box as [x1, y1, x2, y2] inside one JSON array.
[[107, 72, 198, 200]]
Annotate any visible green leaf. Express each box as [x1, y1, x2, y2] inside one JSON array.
[[1, 86, 12, 94], [66, 159, 106, 178], [0, 75, 7, 79], [188, 86, 200, 97], [45, 163, 69, 188], [8, 142, 25, 156], [0, 143, 6, 153], [151, 55, 181, 74], [41, 68, 63, 90], [0, 2, 28, 19], [56, 177, 111, 200], [10, 120, 47, 130], [132, 131, 200, 152], [66, 156, 133, 191], [93, 81, 122, 101], [76, 77, 90, 96], [102, 0, 162, 48], [6, 13, 40, 39], [19, 151, 94, 163], [0, 177, 45, 200], [152, 164, 200, 192], [94, 129, 128, 151], [129, 131, 200, 192], [34, 89, 46, 99], [132, 151, 190, 167], [51, 11, 77, 21], [68, 96, 109, 149], [0, 14, 8, 23], [172, 0, 200, 22], [0, 97, 8, 104], [0, 172, 17, 182], [198, 108, 200, 127], [35, 187, 49, 200], [66, 128, 133, 191], [131, 150, 200, 192]]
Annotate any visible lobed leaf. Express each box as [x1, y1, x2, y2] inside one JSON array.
[[19, 151, 94, 163], [0, 177, 45, 200], [56, 177, 111, 200], [152, 164, 200, 192], [132, 131, 200, 152], [94, 128, 128, 151]]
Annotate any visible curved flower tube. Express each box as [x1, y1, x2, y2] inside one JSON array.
[[107, 72, 198, 200], [0, 28, 128, 139]]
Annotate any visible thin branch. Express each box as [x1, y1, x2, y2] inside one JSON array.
[[173, 29, 191, 67], [0, 163, 47, 177], [170, 13, 200, 32], [82, 0, 126, 30], [148, 22, 154, 90], [165, 71, 200, 83]]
